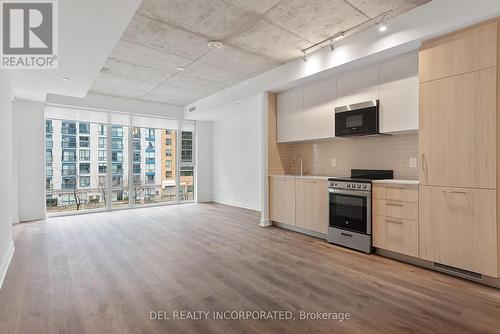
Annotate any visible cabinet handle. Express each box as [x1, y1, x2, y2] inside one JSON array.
[[386, 219, 403, 224], [386, 202, 403, 206], [442, 190, 466, 194], [421, 154, 427, 174]]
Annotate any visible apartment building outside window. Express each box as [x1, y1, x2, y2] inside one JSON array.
[[44, 109, 195, 214]]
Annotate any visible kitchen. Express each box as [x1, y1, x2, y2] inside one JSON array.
[[268, 20, 499, 287]]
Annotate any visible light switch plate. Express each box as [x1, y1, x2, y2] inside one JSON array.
[[331, 159, 337, 167], [409, 157, 417, 168]]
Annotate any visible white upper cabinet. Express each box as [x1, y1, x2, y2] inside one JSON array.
[[276, 52, 419, 142], [277, 86, 303, 143], [302, 76, 336, 141], [379, 52, 419, 133], [335, 64, 379, 108]]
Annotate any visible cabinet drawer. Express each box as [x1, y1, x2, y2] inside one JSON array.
[[386, 187, 402, 201], [402, 187, 419, 203], [373, 215, 419, 257], [385, 201, 418, 221]]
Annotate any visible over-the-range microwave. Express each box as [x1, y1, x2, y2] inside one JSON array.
[[335, 100, 379, 137]]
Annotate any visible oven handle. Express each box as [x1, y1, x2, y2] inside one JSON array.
[[328, 188, 371, 197]]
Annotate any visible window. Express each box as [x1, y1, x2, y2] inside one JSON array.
[[98, 163, 107, 174], [46, 164, 53, 177], [79, 150, 90, 161], [166, 149, 172, 157], [61, 122, 76, 135], [62, 150, 76, 162], [145, 164, 155, 173], [133, 128, 141, 138], [98, 150, 107, 161], [45, 120, 53, 133], [165, 138, 172, 146], [80, 176, 90, 187], [46, 149, 53, 162], [62, 135, 77, 148], [146, 141, 154, 150], [98, 124, 106, 136], [98, 137, 106, 149], [60, 194, 76, 205], [79, 136, 90, 147], [62, 177, 76, 190], [165, 160, 172, 168], [112, 151, 123, 162], [79, 163, 90, 174], [79, 123, 90, 134], [62, 164, 77, 176], [112, 176, 123, 187], [146, 151, 155, 159], [46, 134, 53, 148], [146, 128, 155, 140], [133, 163, 141, 174], [112, 138, 123, 150], [180, 166, 194, 177], [133, 151, 141, 162], [98, 175, 106, 186], [111, 126, 123, 137], [112, 163, 123, 174], [133, 139, 140, 151], [165, 171, 172, 178], [181, 131, 193, 163], [165, 129, 171, 135], [146, 175, 155, 184], [46, 177, 52, 190]]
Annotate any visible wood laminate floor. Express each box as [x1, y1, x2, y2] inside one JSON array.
[[0, 203, 499, 334]]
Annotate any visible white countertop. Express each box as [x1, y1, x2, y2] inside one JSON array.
[[372, 179, 419, 185], [269, 174, 332, 180]]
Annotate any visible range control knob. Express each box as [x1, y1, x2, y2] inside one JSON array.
[[357, 184, 362, 188], [362, 184, 367, 189], [347, 184, 351, 188]]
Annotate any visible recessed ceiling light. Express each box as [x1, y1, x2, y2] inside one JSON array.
[[62, 77, 70, 81], [208, 40, 223, 51], [176, 67, 186, 71], [379, 23, 387, 32]]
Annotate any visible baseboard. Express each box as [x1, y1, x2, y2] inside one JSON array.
[[0, 241, 14, 290], [273, 222, 327, 240], [196, 199, 213, 203], [259, 219, 272, 227], [212, 200, 261, 212]]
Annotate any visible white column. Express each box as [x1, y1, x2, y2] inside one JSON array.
[[15, 100, 46, 222]]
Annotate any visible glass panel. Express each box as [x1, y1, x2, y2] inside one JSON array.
[[179, 131, 194, 201], [132, 127, 177, 206], [45, 120, 107, 213], [111, 125, 129, 209]]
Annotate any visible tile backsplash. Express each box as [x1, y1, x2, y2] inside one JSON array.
[[281, 133, 419, 179]]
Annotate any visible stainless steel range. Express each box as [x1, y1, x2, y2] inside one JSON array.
[[327, 169, 393, 253]]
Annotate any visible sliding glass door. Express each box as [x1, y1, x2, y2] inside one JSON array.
[[44, 106, 195, 214]]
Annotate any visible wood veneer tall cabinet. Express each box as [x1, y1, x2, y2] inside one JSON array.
[[418, 19, 500, 278]]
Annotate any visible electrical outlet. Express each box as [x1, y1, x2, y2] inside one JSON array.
[[331, 158, 337, 167], [409, 157, 417, 168]]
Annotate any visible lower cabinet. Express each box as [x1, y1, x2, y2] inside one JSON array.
[[269, 177, 296, 226], [269, 176, 328, 235], [372, 183, 419, 257], [295, 179, 328, 234], [419, 185, 498, 277]]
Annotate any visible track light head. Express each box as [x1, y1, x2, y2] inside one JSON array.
[[329, 40, 335, 52], [302, 51, 308, 62]]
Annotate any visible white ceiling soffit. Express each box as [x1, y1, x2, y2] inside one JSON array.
[[185, 0, 500, 118], [11, 0, 142, 102], [90, 0, 429, 106]]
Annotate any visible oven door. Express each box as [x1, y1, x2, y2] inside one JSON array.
[[329, 188, 371, 234]]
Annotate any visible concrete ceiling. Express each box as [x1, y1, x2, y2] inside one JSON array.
[[90, 0, 430, 106]]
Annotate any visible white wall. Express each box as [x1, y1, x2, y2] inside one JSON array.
[[15, 100, 46, 222], [0, 72, 14, 289], [212, 95, 263, 211], [195, 121, 213, 202]]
